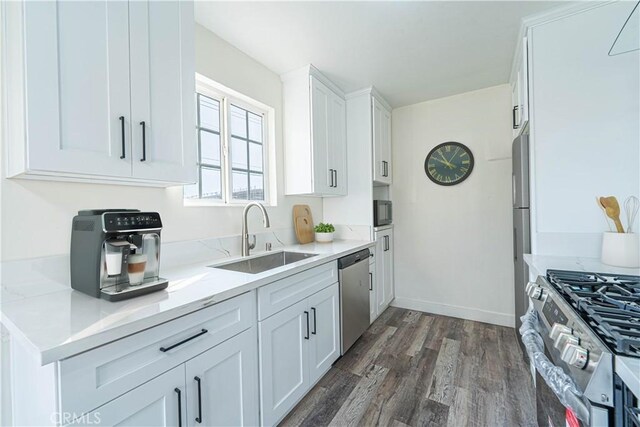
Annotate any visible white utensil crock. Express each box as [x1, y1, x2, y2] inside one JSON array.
[[601, 232, 640, 268]]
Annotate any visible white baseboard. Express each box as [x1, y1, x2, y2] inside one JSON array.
[[391, 297, 515, 328]]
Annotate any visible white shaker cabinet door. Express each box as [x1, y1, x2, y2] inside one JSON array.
[[68, 365, 186, 427], [129, 0, 197, 184], [372, 97, 392, 185], [375, 232, 388, 315], [259, 299, 310, 426], [24, 0, 133, 177], [329, 94, 347, 195], [185, 328, 259, 427], [308, 283, 340, 384], [310, 76, 333, 195], [383, 230, 395, 307]]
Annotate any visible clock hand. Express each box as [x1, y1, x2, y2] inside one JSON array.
[[448, 147, 460, 163], [432, 157, 455, 169], [438, 152, 455, 169]]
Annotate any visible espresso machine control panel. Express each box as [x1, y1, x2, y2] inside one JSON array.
[[103, 212, 162, 232]]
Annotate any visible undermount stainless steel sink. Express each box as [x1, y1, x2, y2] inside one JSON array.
[[210, 251, 318, 274]]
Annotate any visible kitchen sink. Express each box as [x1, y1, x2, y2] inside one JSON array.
[[210, 251, 318, 274]]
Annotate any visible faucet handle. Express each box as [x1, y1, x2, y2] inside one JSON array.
[[248, 234, 256, 250]]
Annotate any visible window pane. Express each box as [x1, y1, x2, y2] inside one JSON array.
[[201, 167, 222, 199], [232, 170, 248, 200], [199, 95, 220, 132], [248, 112, 262, 142], [250, 173, 264, 200], [249, 142, 263, 172], [183, 182, 199, 199], [231, 137, 248, 170], [230, 105, 247, 138], [200, 130, 220, 166]]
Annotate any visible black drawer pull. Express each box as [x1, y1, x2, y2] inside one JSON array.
[[194, 376, 202, 423], [175, 387, 183, 427], [140, 121, 146, 162], [119, 116, 126, 159], [369, 272, 373, 291], [304, 311, 310, 339], [160, 329, 208, 352], [311, 307, 317, 335], [512, 106, 519, 129]]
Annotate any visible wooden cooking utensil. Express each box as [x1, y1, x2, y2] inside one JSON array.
[[600, 196, 625, 233], [596, 197, 612, 231], [293, 205, 315, 244]]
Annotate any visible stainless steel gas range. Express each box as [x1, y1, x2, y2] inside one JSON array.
[[520, 270, 640, 427]]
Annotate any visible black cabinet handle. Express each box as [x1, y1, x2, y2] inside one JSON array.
[[369, 272, 373, 291], [175, 388, 183, 427], [140, 121, 146, 162], [512, 106, 519, 129], [384, 235, 389, 251], [194, 376, 202, 423], [304, 311, 310, 339], [119, 116, 126, 159], [311, 307, 317, 335], [160, 329, 208, 352], [329, 169, 334, 188], [333, 170, 337, 188]]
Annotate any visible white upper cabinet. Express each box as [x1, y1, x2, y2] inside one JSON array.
[[511, 35, 530, 137], [372, 96, 392, 184], [2, 0, 196, 186], [282, 65, 347, 196], [129, 1, 197, 183]]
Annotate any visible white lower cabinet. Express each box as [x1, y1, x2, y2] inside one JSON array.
[[185, 328, 259, 427], [373, 228, 394, 320], [258, 299, 310, 426], [258, 282, 340, 426], [308, 284, 340, 384], [68, 365, 186, 426], [369, 259, 377, 324]]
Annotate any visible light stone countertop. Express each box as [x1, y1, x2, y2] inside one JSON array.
[[1, 240, 374, 365]]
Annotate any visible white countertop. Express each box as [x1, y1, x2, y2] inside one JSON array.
[[523, 254, 640, 277], [1, 240, 374, 365], [616, 356, 640, 398]]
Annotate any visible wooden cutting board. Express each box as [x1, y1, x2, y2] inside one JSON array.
[[293, 205, 315, 244]]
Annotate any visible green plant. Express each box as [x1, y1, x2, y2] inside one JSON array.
[[314, 223, 335, 233]]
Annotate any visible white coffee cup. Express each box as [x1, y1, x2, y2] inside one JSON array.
[[127, 253, 148, 285]]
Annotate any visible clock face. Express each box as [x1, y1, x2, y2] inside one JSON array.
[[424, 142, 474, 186]]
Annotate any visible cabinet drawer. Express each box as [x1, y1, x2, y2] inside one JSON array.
[[258, 262, 337, 320], [59, 291, 255, 417]]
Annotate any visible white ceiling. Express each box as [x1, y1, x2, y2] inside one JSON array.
[[195, 1, 564, 107]]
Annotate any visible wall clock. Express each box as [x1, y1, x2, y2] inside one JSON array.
[[424, 142, 474, 186]]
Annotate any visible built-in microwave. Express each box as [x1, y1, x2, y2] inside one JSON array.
[[373, 200, 392, 226]]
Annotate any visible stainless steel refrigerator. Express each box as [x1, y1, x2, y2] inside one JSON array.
[[512, 132, 530, 347]]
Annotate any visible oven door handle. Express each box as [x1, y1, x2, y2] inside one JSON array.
[[519, 308, 590, 425]]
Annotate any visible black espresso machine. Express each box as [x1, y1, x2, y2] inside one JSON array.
[[70, 209, 168, 301]]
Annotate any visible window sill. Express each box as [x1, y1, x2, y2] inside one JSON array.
[[183, 199, 275, 208]]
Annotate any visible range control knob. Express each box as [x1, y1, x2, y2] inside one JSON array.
[[550, 323, 572, 340], [525, 281, 537, 294], [528, 285, 546, 300], [554, 331, 579, 350], [561, 343, 589, 369]]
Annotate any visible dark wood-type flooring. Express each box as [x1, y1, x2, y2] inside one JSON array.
[[280, 307, 536, 427]]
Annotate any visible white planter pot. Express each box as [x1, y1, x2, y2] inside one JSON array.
[[601, 232, 640, 268], [315, 232, 334, 243]]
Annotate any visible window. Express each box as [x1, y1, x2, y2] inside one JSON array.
[[185, 74, 274, 205]]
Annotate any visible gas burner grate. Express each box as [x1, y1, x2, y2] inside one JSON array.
[[547, 269, 640, 358]]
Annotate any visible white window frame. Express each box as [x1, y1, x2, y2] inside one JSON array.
[[185, 74, 277, 207]]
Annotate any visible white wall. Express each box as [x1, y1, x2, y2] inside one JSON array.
[[391, 84, 515, 327], [530, 1, 640, 257], [0, 25, 322, 261]]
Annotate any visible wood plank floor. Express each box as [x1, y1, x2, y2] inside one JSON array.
[[280, 307, 536, 427]]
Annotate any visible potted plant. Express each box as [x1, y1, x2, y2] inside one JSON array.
[[314, 223, 335, 243]]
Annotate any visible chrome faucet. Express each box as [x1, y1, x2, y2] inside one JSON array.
[[242, 202, 271, 256]]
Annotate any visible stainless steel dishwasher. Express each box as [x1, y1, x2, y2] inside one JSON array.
[[338, 248, 371, 355]]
